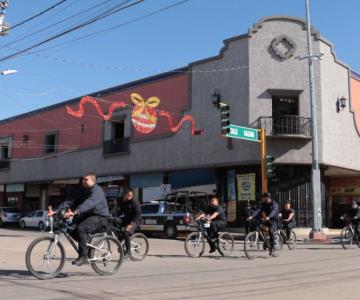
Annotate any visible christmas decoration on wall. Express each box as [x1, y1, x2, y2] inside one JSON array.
[[66, 93, 203, 136]]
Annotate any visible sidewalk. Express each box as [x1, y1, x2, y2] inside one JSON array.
[[225, 226, 342, 241]]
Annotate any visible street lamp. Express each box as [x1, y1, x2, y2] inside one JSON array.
[[1, 69, 17, 75]]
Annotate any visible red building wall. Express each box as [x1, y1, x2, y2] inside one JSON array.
[[0, 73, 190, 159]]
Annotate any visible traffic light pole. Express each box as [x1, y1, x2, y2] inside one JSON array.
[[260, 129, 268, 194]]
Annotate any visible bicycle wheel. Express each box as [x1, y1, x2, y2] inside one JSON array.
[[25, 236, 65, 280], [287, 230, 297, 250], [184, 232, 205, 258], [90, 236, 123, 276], [217, 232, 234, 256], [244, 231, 260, 260], [129, 233, 149, 261], [341, 227, 353, 250]]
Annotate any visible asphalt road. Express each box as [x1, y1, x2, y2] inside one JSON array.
[[1, 228, 360, 300]]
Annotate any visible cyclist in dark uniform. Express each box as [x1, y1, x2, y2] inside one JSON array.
[[49, 172, 109, 266], [280, 201, 295, 240], [248, 192, 279, 256], [196, 196, 227, 253], [341, 201, 360, 240], [115, 189, 141, 256]]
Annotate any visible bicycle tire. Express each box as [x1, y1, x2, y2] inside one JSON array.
[[90, 236, 123, 276], [244, 231, 260, 260], [287, 230, 297, 250], [217, 232, 234, 256], [25, 236, 65, 280], [184, 232, 205, 258], [341, 227, 353, 250], [129, 233, 149, 261]]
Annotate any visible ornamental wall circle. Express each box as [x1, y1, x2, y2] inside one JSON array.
[[271, 35, 297, 60]]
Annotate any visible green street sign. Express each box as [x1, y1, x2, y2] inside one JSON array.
[[225, 124, 259, 142]]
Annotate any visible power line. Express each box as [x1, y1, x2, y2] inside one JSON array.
[[0, 0, 145, 63], [0, 0, 114, 50], [27, 0, 191, 56], [2, 0, 68, 34]]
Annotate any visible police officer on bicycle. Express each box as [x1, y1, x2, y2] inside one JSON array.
[[340, 201, 360, 240], [248, 192, 279, 256], [49, 172, 109, 266], [196, 196, 227, 253], [280, 201, 295, 240], [114, 189, 141, 256]]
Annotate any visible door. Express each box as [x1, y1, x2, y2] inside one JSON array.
[[272, 95, 299, 134]]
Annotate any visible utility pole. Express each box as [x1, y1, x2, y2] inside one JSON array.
[[305, 0, 325, 238], [0, 0, 9, 35]]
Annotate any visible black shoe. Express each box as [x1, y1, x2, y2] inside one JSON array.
[[209, 247, 216, 253], [72, 256, 88, 266]]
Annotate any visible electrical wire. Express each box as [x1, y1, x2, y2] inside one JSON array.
[[0, 0, 114, 50], [21, 0, 190, 57], [0, 0, 145, 63], [2, 0, 68, 34]]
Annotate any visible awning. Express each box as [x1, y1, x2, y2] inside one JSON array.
[[170, 169, 218, 189], [96, 175, 124, 184]]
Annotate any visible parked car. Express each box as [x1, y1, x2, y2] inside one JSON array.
[[0, 207, 23, 227], [139, 191, 211, 239], [19, 210, 47, 230]]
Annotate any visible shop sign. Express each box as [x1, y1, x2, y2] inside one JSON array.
[[105, 185, 122, 198], [6, 184, 25, 193], [329, 186, 360, 195], [237, 173, 256, 201]]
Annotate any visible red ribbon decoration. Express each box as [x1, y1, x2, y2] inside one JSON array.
[[66, 96, 128, 121], [66, 95, 203, 135]]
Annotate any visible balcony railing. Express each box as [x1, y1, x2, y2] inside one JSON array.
[[0, 159, 10, 170], [254, 115, 311, 137], [103, 137, 130, 156]]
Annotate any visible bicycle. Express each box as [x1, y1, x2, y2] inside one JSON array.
[[340, 217, 360, 250], [25, 212, 124, 280], [277, 221, 296, 250], [184, 219, 234, 258], [93, 218, 149, 261], [244, 219, 282, 259]]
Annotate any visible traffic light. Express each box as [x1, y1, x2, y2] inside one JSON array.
[[266, 155, 276, 178], [220, 103, 230, 135]]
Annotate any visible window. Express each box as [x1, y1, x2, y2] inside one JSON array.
[[272, 95, 299, 135], [141, 204, 160, 214], [35, 211, 44, 217], [45, 133, 57, 154], [111, 121, 125, 140], [0, 144, 9, 159]]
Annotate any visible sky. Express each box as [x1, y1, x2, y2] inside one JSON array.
[[0, 0, 358, 120]]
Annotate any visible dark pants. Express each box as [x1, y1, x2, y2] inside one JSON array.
[[282, 222, 295, 239], [206, 220, 226, 248], [355, 222, 360, 240], [113, 218, 138, 255], [70, 215, 105, 257], [268, 221, 278, 251], [244, 220, 252, 235]]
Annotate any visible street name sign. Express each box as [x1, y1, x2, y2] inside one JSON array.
[[225, 124, 259, 142]]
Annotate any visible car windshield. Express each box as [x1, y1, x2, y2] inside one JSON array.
[[3, 207, 21, 213]]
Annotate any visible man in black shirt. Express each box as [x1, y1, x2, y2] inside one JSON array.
[[248, 192, 279, 256], [116, 189, 141, 256], [280, 202, 295, 240], [49, 172, 109, 266], [196, 196, 227, 253], [341, 201, 360, 240]]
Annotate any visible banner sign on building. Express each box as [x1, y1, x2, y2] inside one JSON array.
[[6, 184, 25, 193], [227, 169, 237, 222], [237, 173, 256, 201]]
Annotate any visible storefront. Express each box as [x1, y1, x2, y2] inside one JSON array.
[[5, 183, 25, 211], [327, 177, 360, 228], [97, 175, 128, 210]]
